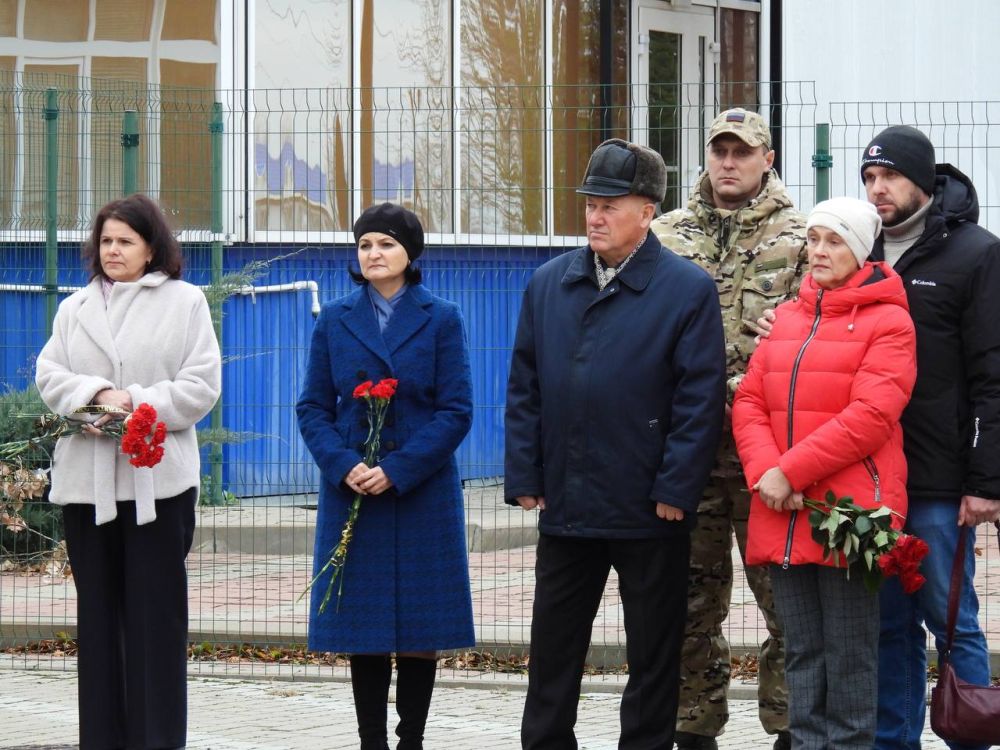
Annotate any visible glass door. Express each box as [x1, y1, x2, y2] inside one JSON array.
[[633, 4, 716, 210]]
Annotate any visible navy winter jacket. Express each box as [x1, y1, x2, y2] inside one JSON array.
[[504, 232, 726, 537]]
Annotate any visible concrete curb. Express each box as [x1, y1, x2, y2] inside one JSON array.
[[0, 655, 765, 701], [191, 499, 539, 555]]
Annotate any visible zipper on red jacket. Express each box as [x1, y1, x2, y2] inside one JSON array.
[[863, 456, 882, 503], [781, 515, 797, 570], [782, 289, 824, 568]]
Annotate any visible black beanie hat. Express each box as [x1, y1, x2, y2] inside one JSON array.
[[352, 202, 425, 261], [860, 126, 936, 196]]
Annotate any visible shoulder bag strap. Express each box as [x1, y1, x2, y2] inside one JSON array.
[[943, 525, 968, 655], [946, 521, 1000, 654]]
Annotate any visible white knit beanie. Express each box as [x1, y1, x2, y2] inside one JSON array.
[[806, 197, 883, 268]]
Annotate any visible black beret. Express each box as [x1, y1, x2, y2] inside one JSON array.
[[352, 202, 425, 260]]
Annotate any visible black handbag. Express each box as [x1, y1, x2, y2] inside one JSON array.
[[929, 522, 1000, 746]]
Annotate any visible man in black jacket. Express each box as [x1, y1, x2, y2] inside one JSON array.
[[505, 139, 726, 749], [861, 126, 1000, 750]]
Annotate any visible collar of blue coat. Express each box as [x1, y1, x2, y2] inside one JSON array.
[[561, 231, 660, 291], [341, 283, 435, 370]]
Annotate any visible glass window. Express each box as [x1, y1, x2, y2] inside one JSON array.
[[254, 0, 351, 231], [161, 0, 217, 42], [159, 60, 216, 228], [648, 31, 682, 211], [720, 8, 759, 110], [552, 0, 628, 236], [22, 65, 80, 228], [24, 0, 89, 41], [0, 0, 16, 37], [95, 0, 155, 42], [460, 0, 544, 235], [1, 0, 224, 233], [361, 0, 452, 232], [91, 58, 149, 209]]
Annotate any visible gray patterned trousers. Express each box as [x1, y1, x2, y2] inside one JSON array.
[[770, 563, 879, 750]]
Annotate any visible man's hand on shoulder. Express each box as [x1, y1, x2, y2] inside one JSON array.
[[754, 307, 777, 343], [517, 495, 546, 511], [958, 495, 1000, 526], [655, 502, 684, 521]]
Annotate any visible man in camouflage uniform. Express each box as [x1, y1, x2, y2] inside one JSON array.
[[652, 108, 806, 750]]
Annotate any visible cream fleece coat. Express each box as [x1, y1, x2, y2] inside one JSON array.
[[36, 272, 221, 525]]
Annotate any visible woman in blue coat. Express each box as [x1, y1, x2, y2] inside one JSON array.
[[297, 203, 475, 750]]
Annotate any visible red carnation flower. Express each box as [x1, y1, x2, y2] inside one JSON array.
[[353, 381, 373, 399], [876, 533, 930, 592], [899, 570, 927, 594], [369, 379, 396, 400], [878, 552, 900, 576], [121, 403, 167, 469]]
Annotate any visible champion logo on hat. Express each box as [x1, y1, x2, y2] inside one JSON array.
[[726, 112, 746, 123], [868, 145, 882, 157]]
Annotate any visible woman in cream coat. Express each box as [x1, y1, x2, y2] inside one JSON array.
[[36, 194, 221, 750]]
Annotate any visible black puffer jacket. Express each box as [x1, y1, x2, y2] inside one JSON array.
[[870, 164, 1000, 503]]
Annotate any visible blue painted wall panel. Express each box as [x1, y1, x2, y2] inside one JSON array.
[[0, 241, 567, 497]]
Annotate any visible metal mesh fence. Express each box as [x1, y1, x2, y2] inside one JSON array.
[[1, 73, 997, 682], [826, 101, 1000, 234]]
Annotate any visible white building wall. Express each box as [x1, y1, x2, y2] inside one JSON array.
[[778, 0, 1000, 231]]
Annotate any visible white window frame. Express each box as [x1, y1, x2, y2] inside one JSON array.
[[0, 0, 224, 244]]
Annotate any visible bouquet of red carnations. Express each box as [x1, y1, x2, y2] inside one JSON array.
[[303, 377, 398, 614], [0, 402, 166, 532]]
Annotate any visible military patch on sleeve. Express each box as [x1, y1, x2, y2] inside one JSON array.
[[754, 257, 789, 272]]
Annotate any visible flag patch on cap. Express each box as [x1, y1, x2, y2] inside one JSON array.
[[726, 112, 746, 123]]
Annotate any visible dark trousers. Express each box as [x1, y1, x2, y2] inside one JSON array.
[[521, 533, 691, 750], [62, 488, 196, 750]]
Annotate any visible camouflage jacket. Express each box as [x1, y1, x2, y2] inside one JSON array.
[[653, 170, 806, 474]]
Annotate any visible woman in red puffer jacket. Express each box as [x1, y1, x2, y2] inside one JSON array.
[[733, 197, 916, 750]]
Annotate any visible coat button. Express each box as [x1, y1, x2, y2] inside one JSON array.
[[357, 442, 365, 451], [384, 416, 394, 427], [359, 417, 368, 428], [384, 440, 396, 451], [761, 280, 773, 291], [356, 369, 367, 380]]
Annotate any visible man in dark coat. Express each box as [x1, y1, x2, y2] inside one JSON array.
[[505, 139, 726, 749], [859, 126, 1000, 750]]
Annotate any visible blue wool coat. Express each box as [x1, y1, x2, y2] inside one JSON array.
[[297, 283, 475, 653]]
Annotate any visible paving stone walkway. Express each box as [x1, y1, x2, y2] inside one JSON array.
[[0, 668, 950, 749]]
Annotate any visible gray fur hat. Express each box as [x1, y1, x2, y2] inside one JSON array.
[[576, 139, 667, 204]]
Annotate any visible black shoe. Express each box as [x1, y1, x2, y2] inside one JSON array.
[[772, 731, 791, 750], [674, 731, 719, 750]]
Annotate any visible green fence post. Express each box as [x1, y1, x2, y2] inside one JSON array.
[[209, 102, 225, 506], [44, 87, 59, 335], [121, 109, 139, 196], [813, 123, 832, 204]]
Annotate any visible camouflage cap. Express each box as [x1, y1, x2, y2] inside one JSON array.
[[707, 108, 772, 149]]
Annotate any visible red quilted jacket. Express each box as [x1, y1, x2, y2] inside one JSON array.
[[733, 261, 917, 567]]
